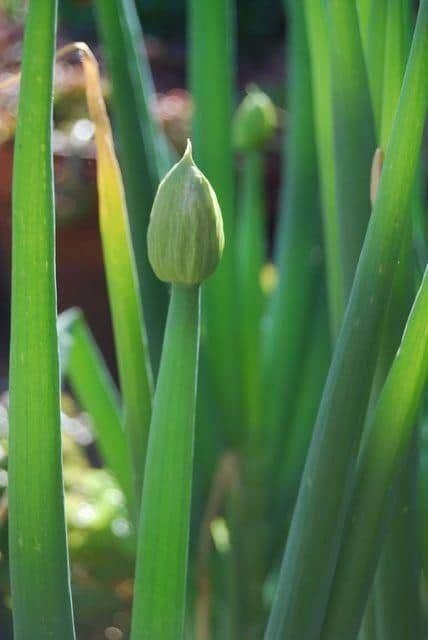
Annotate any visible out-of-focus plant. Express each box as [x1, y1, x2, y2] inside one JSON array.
[[2, 0, 428, 639]]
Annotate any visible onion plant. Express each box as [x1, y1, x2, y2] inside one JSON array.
[[3, 0, 428, 638]]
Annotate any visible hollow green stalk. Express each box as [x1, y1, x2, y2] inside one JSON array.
[[274, 291, 331, 524], [8, 1, 75, 638], [356, 0, 372, 49], [262, 0, 321, 460], [188, 0, 242, 444], [265, 3, 428, 636], [358, 597, 378, 640], [363, 1, 387, 135], [364, 5, 414, 635], [320, 267, 428, 640], [95, 0, 170, 371], [373, 457, 420, 640], [236, 150, 266, 430], [130, 284, 201, 640], [303, 0, 344, 339], [380, 0, 412, 149], [58, 308, 134, 510], [325, 0, 376, 296]]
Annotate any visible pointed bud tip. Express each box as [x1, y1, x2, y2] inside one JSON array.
[[182, 138, 194, 164]]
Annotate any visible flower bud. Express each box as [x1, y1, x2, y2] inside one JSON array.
[[147, 140, 224, 285], [233, 85, 277, 152]]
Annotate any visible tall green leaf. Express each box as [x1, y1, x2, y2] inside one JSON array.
[[76, 44, 153, 502], [8, 1, 75, 638]]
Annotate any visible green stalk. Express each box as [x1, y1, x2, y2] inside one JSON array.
[[374, 458, 420, 640], [364, 1, 387, 134], [58, 308, 134, 509], [358, 597, 378, 640], [95, 0, 170, 371], [262, 0, 321, 457], [356, 0, 372, 49], [188, 0, 241, 444], [274, 292, 331, 522], [303, 0, 344, 338], [325, 0, 376, 296], [320, 267, 428, 640], [368, 4, 415, 636], [380, 0, 412, 149], [265, 3, 428, 636], [8, 1, 75, 638], [130, 284, 200, 640], [236, 150, 265, 430]]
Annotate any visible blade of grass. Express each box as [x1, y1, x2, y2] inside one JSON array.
[[265, 3, 428, 636], [303, 0, 344, 339], [320, 267, 428, 640], [58, 308, 134, 510], [130, 284, 201, 640], [65, 43, 153, 503], [188, 0, 242, 444], [325, 0, 376, 296], [95, 0, 170, 371], [7, 1, 75, 638]]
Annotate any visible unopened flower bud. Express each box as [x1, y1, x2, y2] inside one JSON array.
[[233, 85, 277, 152], [147, 140, 224, 285]]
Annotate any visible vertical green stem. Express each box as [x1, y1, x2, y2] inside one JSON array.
[[374, 458, 420, 640], [358, 596, 378, 640], [365, 2, 387, 135], [380, 0, 412, 148], [303, 0, 344, 339], [237, 150, 265, 431], [369, 4, 415, 636], [326, 0, 376, 296], [8, 1, 75, 638], [131, 284, 200, 640], [273, 291, 331, 522], [262, 0, 321, 459], [188, 0, 242, 444]]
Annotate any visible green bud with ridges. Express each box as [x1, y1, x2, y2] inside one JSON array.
[[147, 140, 224, 285], [233, 84, 278, 151]]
